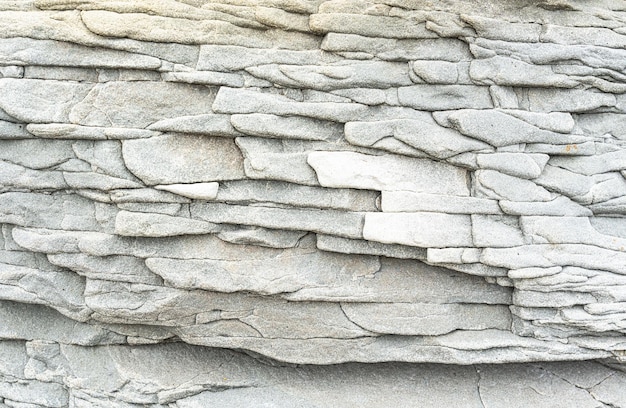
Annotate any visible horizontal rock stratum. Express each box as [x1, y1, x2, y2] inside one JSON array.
[[1, 0, 626, 406]]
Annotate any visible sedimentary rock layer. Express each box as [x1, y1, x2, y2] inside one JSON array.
[[1, 0, 626, 405]]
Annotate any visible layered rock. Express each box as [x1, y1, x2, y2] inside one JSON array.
[[1, 0, 626, 405]]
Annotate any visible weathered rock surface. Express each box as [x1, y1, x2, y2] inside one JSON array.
[[1, 0, 626, 406]]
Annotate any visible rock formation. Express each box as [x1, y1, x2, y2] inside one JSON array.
[[1, 0, 626, 405]]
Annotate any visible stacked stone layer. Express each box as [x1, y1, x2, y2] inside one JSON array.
[[1, 0, 626, 405]]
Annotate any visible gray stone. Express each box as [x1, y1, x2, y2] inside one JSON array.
[[398, 85, 493, 111], [476, 153, 549, 179], [321, 33, 472, 62], [71, 140, 139, 183], [146, 182, 214, 200], [147, 114, 240, 137], [589, 367, 626, 407], [470, 56, 578, 88], [215, 180, 378, 211], [154, 183, 219, 200], [47, 253, 161, 285], [363, 212, 473, 248], [257, 4, 313, 28], [85, 280, 371, 339], [520, 216, 626, 251], [0, 192, 104, 231], [35, 0, 264, 27], [341, 303, 511, 335], [0, 10, 200, 66], [10, 228, 101, 255], [231, 114, 343, 141], [145, 241, 380, 296], [99, 68, 161, 82], [213, 87, 369, 122], [0, 65, 23, 78], [0, 37, 162, 69], [310, 13, 438, 39], [0, 78, 92, 123], [346, 135, 429, 157], [472, 215, 526, 248], [217, 226, 307, 248], [481, 244, 626, 275], [0, 262, 89, 322], [549, 150, 626, 176], [114, 211, 221, 237], [191, 202, 365, 239], [508, 266, 562, 280], [109, 189, 189, 204], [462, 15, 541, 42], [410, 60, 466, 84], [500, 196, 592, 217], [316, 235, 427, 260], [0, 161, 67, 191], [489, 85, 520, 108], [0, 300, 124, 345], [3, 0, 626, 392], [0, 340, 26, 379], [476, 38, 626, 74], [295, 256, 511, 304], [0, 378, 68, 408], [122, 135, 245, 185], [505, 110, 575, 133], [115, 202, 183, 216], [197, 45, 335, 72], [534, 164, 594, 201], [26, 123, 159, 140], [476, 170, 553, 202], [236, 137, 320, 185], [542, 24, 626, 50], [182, 328, 609, 365], [69, 81, 216, 128], [162, 71, 244, 87], [0, 139, 73, 170], [426, 248, 481, 264], [345, 119, 491, 159], [64, 172, 143, 190], [381, 191, 501, 214], [576, 113, 626, 139], [81, 10, 320, 49], [246, 61, 412, 91], [443, 109, 588, 147], [454, 263, 530, 279], [174, 387, 320, 408], [331, 88, 390, 106], [0, 121, 30, 139], [589, 196, 626, 214], [478, 364, 606, 408], [308, 151, 470, 195], [525, 141, 601, 157], [590, 217, 626, 239], [526, 88, 616, 113]]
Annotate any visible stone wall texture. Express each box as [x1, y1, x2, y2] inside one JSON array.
[[1, 0, 626, 406]]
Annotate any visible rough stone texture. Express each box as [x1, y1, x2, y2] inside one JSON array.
[[1, 0, 626, 406]]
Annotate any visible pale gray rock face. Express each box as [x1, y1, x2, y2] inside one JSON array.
[[345, 118, 491, 159], [308, 151, 470, 195], [1, 0, 626, 406], [69, 82, 216, 128], [0, 78, 92, 123], [122, 135, 245, 185], [0, 37, 162, 69], [398, 85, 493, 111], [231, 113, 343, 141]]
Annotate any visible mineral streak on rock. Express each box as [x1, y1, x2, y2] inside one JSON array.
[[1, 0, 626, 405]]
